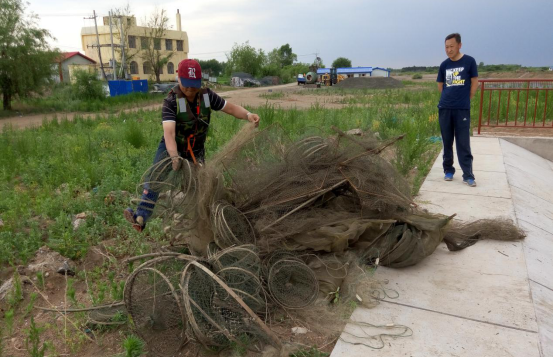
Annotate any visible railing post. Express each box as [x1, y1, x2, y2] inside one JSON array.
[[478, 80, 485, 134]]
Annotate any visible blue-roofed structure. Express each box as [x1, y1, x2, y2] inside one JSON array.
[[316, 66, 390, 78], [317, 67, 372, 75]]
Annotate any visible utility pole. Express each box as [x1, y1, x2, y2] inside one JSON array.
[[87, 10, 107, 80], [118, 16, 127, 79], [109, 10, 117, 80]]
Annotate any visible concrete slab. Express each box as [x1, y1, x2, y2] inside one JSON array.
[[331, 302, 540, 357], [416, 191, 516, 223], [432, 154, 506, 173], [504, 164, 553, 204], [510, 187, 553, 235], [420, 167, 512, 199], [452, 137, 503, 156], [502, 137, 553, 162], [504, 154, 554, 183], [373, 240, 538, 331], [529, 281, 553, 357], [500, 139, 553, 172], [332, 137, 552, 357], [519, 220, 553, 290]]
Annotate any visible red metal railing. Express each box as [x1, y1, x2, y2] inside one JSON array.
[[477, 79, 553, 134]]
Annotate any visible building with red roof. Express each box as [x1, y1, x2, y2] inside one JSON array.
[[53, 52, 97, 83]]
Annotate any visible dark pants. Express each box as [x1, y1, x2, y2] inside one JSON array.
[[439, 108, 475, 181], [136, 141, 204, 222]]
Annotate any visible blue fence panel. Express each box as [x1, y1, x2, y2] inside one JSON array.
[[132, 80, 149, 93], [108, 80, 133, 97]]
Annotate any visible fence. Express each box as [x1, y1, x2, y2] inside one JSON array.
[[477, 79, 553, 134]]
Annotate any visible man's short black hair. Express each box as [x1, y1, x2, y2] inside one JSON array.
[[445, 33, 461, 43]]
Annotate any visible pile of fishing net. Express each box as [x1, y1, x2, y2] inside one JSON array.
[[126, 124, 525, 355]]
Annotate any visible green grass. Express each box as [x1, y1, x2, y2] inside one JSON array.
[[0, 83, 454, 266], [121, 334, 144, 357], [0, 84, 165, 118], [259, 91, 286, 100]]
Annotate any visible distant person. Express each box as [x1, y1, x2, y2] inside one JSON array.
[[436, 33, 479, 187], [124, 59, 260, 232]]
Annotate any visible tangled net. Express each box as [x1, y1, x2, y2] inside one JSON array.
[[125, 123, 525, 355]]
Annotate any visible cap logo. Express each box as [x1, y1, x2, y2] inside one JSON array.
[[188, 67, 196, 78]]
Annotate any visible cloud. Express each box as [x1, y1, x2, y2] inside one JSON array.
[[29, 0, 553, 68]]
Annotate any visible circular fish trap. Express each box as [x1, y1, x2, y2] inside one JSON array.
[[133, 156, 198, 221], [261, 250, 302, 276], [181, 261, 280, 349], [209, 245, 266, 312], [212, 202, 256, 248], [211, 245, 261, 275], [267, 258, 319, 309], [125, 266, 186, 356]]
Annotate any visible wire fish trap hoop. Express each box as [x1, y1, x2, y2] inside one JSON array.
[[209, 245, 266, 312], [132, 156, 199, 221], [210, 245, 261, 275], [181, 261, 281, 349], [212, 202, 257, 248], [125, 266, 187, 356], [262, 250, 302, 275], [267, 258, 319, 309]]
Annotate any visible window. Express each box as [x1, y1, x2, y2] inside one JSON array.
[[140, 37, 148, 49], [159, 66, 163, 74], [176, 40, 183, 51], [127, 18, 131, 26], [143, 62, 151, 74], [165, 39, 173, 51], [154, 38, 161, 50], [130, 61, 138, 75], [167, 62, 174, 74], [128, 35, 136, 49]]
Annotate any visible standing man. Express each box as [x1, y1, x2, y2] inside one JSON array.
[[437, 33, 479, 187], [124, 59, 260, 232]]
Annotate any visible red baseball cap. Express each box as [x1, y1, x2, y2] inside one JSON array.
[[177, 59, 202, 88]]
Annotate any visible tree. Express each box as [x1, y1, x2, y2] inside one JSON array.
[[140, 8, 174, 83], [332, 57, 352, 68], [225, 41, 265, 77], [0, 0, 59, 110], [197, 59, 224, 76], [277, 44, 297, 68]]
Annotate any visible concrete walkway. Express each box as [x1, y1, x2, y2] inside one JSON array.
[[332, 137, 552, 356]]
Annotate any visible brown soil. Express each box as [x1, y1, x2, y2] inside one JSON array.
[[335, 77, 404, 89], [393, 71, 553, 82]]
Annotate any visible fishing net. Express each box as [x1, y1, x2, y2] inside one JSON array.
[[124, 123, 526, 353], [123, 256, 192, 355], [443, 218, 526, 251], [211, 201, 257, 249], [132, 155, 199, 239], [181, 260, 279, 349], [266, 253, 319, 309], [125, 266, 186, 356]]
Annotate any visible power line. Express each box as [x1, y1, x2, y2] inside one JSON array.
[[188, 50, 230, 56], [38, 13, 90, 17]]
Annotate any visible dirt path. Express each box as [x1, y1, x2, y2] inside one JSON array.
[[0, 103, 164, 132], [0, 83, 348, 131]]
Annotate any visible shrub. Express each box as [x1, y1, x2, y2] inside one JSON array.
[[72, 69, 105, 101], [412, 73, 423, 79]]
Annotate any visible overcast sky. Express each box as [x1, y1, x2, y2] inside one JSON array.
[[30, 0, 553, 68]]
